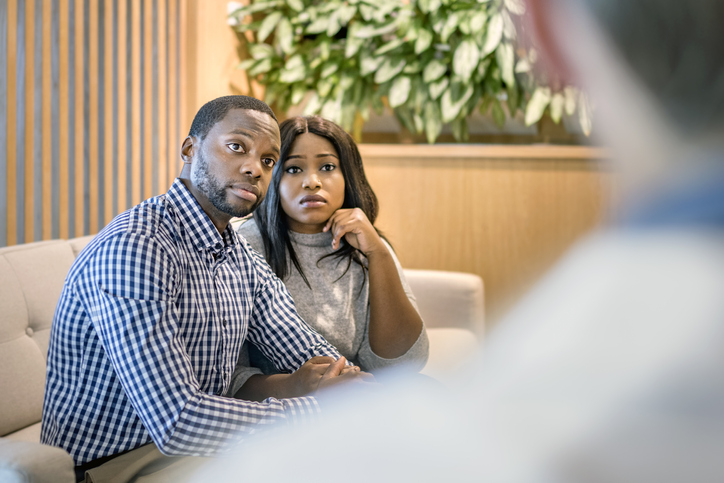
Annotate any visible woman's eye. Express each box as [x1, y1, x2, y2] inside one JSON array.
[[285, 166, 301, 174], [321, 164, 336, 172], [262, 158, 277, 168], [228, 143, 244, 153]]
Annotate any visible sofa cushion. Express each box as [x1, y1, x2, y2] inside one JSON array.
[[0, 241, 77, 436]]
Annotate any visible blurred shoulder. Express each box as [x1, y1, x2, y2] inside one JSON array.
[[237, 217, 266, 256]]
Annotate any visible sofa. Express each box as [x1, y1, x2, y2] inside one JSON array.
[[0, 236, 484, 483]]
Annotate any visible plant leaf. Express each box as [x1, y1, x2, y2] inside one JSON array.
[[249, 43, 275, 60], [549, 92, 564, 123], [321, 61, 339, 78], [287, 0, 304, 12], [453, 39, 480, 80], [389, 76, 412, 108], [360, 55, 385, 75], [423, 59, 447, 83], [564, 86, 577, 115], [258, 11, 283, 43], [481, 13, 503, 56], [424, 101, 443, 144], [237, 58, 256, 71], [496, 41, 515, 86], [524, 86, 551, 125], [415, 29, 433, 55], [440, 13, 459, 43], [276, 18, 294, 54], [375, 38, 405, 56], [429, 77, 449, 100], [505, 0, 526, 15], [248, 57, 273, 76], [279, 54, 306, 83], [306, 16, 330, 35], [515, 58, 531, 73], [502, 10, 516, 40], [441, 83, 474, 123], [374, 57, 406, 83], [578, 91, 592, 136], [291, 83, 307, 105], [491, 98, 506, 128], [337, 5, 357, 26], [470, 11, 487, 33]]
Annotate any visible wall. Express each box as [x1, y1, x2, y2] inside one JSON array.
[[361, 144, 611, 325], [1, 0, 189, 246], [1, 0, 612, 325]]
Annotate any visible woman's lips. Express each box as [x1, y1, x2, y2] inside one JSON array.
[[230, 183, 260, 202], [299, 195, 326, 207]]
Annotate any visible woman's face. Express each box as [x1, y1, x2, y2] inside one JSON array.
[[279, 132, 346, 234]]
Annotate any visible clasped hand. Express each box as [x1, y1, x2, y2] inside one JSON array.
[[287, 356, 375, 398]]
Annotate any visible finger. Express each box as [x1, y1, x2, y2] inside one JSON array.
[[306, 356, 335, 365], [322, 209, 349, 233], [320, 356, 346, 380]]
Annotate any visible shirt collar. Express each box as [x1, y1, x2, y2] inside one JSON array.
[[166, 178, 238, 253]]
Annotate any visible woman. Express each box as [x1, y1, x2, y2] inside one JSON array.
[[231, 116, 428, 401]]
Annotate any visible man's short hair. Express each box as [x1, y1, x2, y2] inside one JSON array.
[[577, 0, 724, 133], [188, 95, 278, 140]]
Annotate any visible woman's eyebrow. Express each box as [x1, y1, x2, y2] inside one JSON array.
[[315, 153, 338, 158]]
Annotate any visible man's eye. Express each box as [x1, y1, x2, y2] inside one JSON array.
[[285, 166, 301, 174], [321, 163, 336, 172], [262, 158, 277, 168], [228, 143, 244, 153]]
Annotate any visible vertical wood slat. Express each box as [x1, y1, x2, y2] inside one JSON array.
[[59, 0, 69, 238], [24, 0, 35, 243], [104, 0, 113, 225], [117, 0, 127, 212], [168, 0, 178, 187], [143, 0, 152, 200], [42, 0, 51, 240], [157, 0, 167, 194], [178, 0, 187, 173], [7, 0, 17, 246], [74, 0, 83, 237], [88, 0, 98, 234], [131, 0, 140, 206]]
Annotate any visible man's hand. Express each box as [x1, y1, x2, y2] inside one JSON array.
[[315, 356, 377, 400]]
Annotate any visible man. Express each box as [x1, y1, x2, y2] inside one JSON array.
[[195, 1, 724, 482], [41, 96, 369, 481]]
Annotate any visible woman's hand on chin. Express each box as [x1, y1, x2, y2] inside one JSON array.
[[323, 208, 385, 255]]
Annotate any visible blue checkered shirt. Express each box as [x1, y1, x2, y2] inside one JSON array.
[[41, 179, 343, 465]]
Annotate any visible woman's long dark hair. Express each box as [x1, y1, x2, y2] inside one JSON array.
[[254, 116, 380, 288]]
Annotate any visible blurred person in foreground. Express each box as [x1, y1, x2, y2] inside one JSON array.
[[191, 0, 724, 482]]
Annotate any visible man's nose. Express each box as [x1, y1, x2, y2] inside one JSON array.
[[240, 158, 263, 179], [302, 173, 321, 189]]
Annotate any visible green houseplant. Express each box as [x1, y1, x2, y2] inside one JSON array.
[[229, 0, 590, 143]]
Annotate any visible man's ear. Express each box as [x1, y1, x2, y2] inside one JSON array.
[[181, 136, 196, 165]]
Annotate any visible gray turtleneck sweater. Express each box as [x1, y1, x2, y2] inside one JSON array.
[[228, 218, 429, 396]]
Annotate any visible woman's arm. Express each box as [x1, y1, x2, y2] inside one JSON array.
[[325, 208, 425, 359]]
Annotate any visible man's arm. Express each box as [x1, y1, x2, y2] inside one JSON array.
[[84, 233, 320, 457]]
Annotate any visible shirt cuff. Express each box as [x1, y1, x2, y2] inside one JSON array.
[[280, 396, 321, 427]]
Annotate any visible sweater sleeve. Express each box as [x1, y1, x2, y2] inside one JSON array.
[[357, 240, 429, 372]]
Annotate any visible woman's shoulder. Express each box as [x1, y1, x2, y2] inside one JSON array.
[[237, 217, 265, 255]]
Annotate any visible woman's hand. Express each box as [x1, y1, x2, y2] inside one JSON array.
[[285, 356, 363, 398], [323, 208, 385, 255]]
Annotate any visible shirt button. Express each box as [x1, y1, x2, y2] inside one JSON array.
[[222, 319, 227, 327], [26, 327, 34, 337]]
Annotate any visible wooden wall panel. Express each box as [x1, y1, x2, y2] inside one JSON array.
[[1, 0, 189, 246], [359, 145, 612, 326]]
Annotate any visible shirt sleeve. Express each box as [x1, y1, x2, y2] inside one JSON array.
[[357, 239, 430, 372], [243, 249, 347, 373], [81, 232, 321, 457]]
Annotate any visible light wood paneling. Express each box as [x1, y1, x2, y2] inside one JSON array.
[[2, 0, 190, 246], [360, 144, 612, 326]]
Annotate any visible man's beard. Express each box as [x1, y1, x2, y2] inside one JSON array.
[[191, 151, 261, 218]]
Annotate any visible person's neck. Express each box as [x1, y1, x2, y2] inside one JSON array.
[[179, 177, 230, 234]]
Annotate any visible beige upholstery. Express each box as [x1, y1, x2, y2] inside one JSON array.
[[0, 236, 483, 482], [404, 269, 485, 379]]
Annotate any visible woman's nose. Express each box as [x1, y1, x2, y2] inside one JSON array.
[[302, 173, 321, 189]]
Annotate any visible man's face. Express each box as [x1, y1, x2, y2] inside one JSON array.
[[188, 109, 280, 222]]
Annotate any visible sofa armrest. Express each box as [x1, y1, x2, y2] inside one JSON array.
[[404, 269, 485, 338], [0, 438, 75, 483]]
